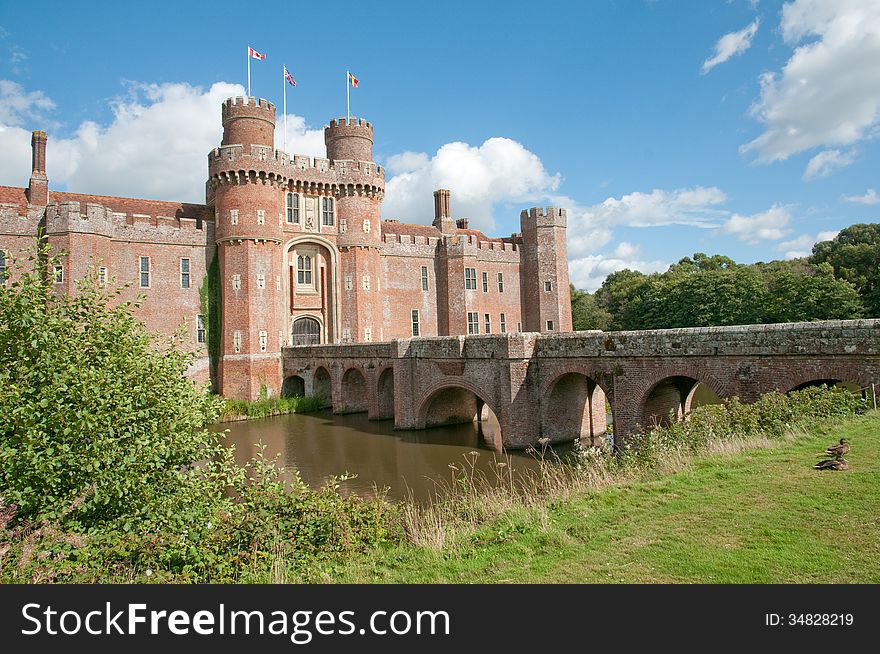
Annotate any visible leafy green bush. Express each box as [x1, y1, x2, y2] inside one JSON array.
[[0, 246, 225, 531]]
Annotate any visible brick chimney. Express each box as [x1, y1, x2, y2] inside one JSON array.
[[455, 218, 469, 229], [432, 189, 454, 234], [28, 130, 48, 206]]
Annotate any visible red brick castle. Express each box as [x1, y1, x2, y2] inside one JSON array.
[[0, 96, 572, 399]]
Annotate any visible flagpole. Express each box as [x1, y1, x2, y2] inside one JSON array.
[[346, 70, 350, 122], [247, 47, 251, 98], [283, 67, 288, 153]]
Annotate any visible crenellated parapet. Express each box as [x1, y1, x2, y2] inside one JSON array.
[[325, 117, 374, 162], [45, 202, 115, 238], [520, 206, 566, 229]]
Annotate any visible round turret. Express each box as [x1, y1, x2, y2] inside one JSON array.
[[222, 96, 276, 149], [324, 117, 373, 162]]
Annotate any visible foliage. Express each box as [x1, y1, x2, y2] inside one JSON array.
[[582, 249, 865, 331], [0, 243, 225, 531], [811, 223, 880, 317], [570, 284, 611, 331], [198, 253, 222, 390], [219, 395, 325, 421]]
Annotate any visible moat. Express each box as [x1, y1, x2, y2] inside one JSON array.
[[214, 411, 571, 502]]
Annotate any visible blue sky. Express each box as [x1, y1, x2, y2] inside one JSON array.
[[1, 0, 878, 289]]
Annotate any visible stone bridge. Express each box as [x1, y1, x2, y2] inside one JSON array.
[[280, 319, 880, 450]]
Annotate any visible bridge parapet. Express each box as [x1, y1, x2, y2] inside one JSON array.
[[536, 320, 880, 358], [395, 334, 538, 360]]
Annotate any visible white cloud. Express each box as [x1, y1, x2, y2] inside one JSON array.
[[842, 188, 879, 204], [702, 18, 761, 74], [569, 242, 667, 292], [777, 229, 839, 258], [721, 204, 791, 243], [382, 138, 560, 232], [0, 79, 325, 203], [741, 0, 880, 163], [802, 148, 856, 180]]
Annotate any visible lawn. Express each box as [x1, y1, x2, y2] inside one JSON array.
[[322, 412, 880, 583]]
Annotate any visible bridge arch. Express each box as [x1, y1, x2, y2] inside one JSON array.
[[281, 374, 305, 398], [337, 367, 368, 414], [542, 371, 612, 448], [376, 367, 395, 420], [415, 378, 501, 449], [636, 366, 731, 430], [782, 365, 869, 395], [313, 366, 333, 408]]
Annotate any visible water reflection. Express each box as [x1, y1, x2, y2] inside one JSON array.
[[214, 410, 561, 502]]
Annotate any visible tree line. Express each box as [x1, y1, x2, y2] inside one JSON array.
[[571, 223, 880, 331]]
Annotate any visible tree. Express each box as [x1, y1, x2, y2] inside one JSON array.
[[811, 223, 880, 317], [0, 244, 224, 531], [570, 284, 612, 331]]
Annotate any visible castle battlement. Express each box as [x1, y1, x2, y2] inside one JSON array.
[[327, 117, 373, 130], [222, 96, 275, 113], [520, 206, 566, 228]]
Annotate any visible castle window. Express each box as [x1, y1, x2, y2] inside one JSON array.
[[233, 330, 242, 353], [197, 315, 206, 344], [180, 258, 191, 289], [484, 313, 491, 334], [421, 266, 428, 291], [257, 209, 265, 225], [482, 271, 488, 293], [342, 327, 352, 343], [465, 267, 477, 290], [232, 274, 241, 290], [517, 322, 522, 333], [0, 250, 7, 285], [544, 280, 553, 292], [362, 219, 371, 233], [546, 320, 554, 331], [364, 326, 372, 342], [322, 197, 335, 226], [297, 255, 313, 285], [411, 309, 420, 337], [275, 275, 281, 291], [230, 209, 239, 225], [139, 257, 150, 288], [498, 272, 504, 293], [259, 330, 268, 352], [256, 274, 266, 290], [344, 274, 353, 291], [340, 218, 347, 233], [362, 274, 370, 290], [500, 313, 507, 333], [467, 312, 479, 335], [287, 193, 300, 224], [98, 266, 107, 288]]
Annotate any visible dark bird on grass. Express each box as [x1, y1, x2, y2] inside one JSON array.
[[817, 438, 850, 457], [814, 458, 849, 471]]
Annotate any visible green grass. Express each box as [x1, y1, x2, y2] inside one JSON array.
[[320, 412, 880, 583], [218, 394, 324, 422]]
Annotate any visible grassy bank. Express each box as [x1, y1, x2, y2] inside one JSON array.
[[219, 394, 324, 422], [317, 411, 880, 583]]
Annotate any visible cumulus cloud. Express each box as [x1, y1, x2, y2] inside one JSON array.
[[568, 242, 667, 292], [721, 204, 792, 243], [802, 148, 856, 180], [701, 18, 761, 74], [382, 138, 561, 232], [777, 229, 839, 258], [555, 187, 728, 290], [0, 79, 325, 203], [842, 188, 879, 205], [740, 0, 880, 164]]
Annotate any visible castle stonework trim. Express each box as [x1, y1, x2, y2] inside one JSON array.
[[0, 96, 572, 400]]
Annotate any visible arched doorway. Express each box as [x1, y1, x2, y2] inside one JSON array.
[[281, 375, 305, 398], [292, 317, 321, 346]]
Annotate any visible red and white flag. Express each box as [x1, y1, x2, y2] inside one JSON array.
[[248, 46, 266, 60], [284, 66, 296, 87]]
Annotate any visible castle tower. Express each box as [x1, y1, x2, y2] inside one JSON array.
[[520, 207, 572, 333], [209, 97, 286, 399], [326, 117, 385, 343]]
